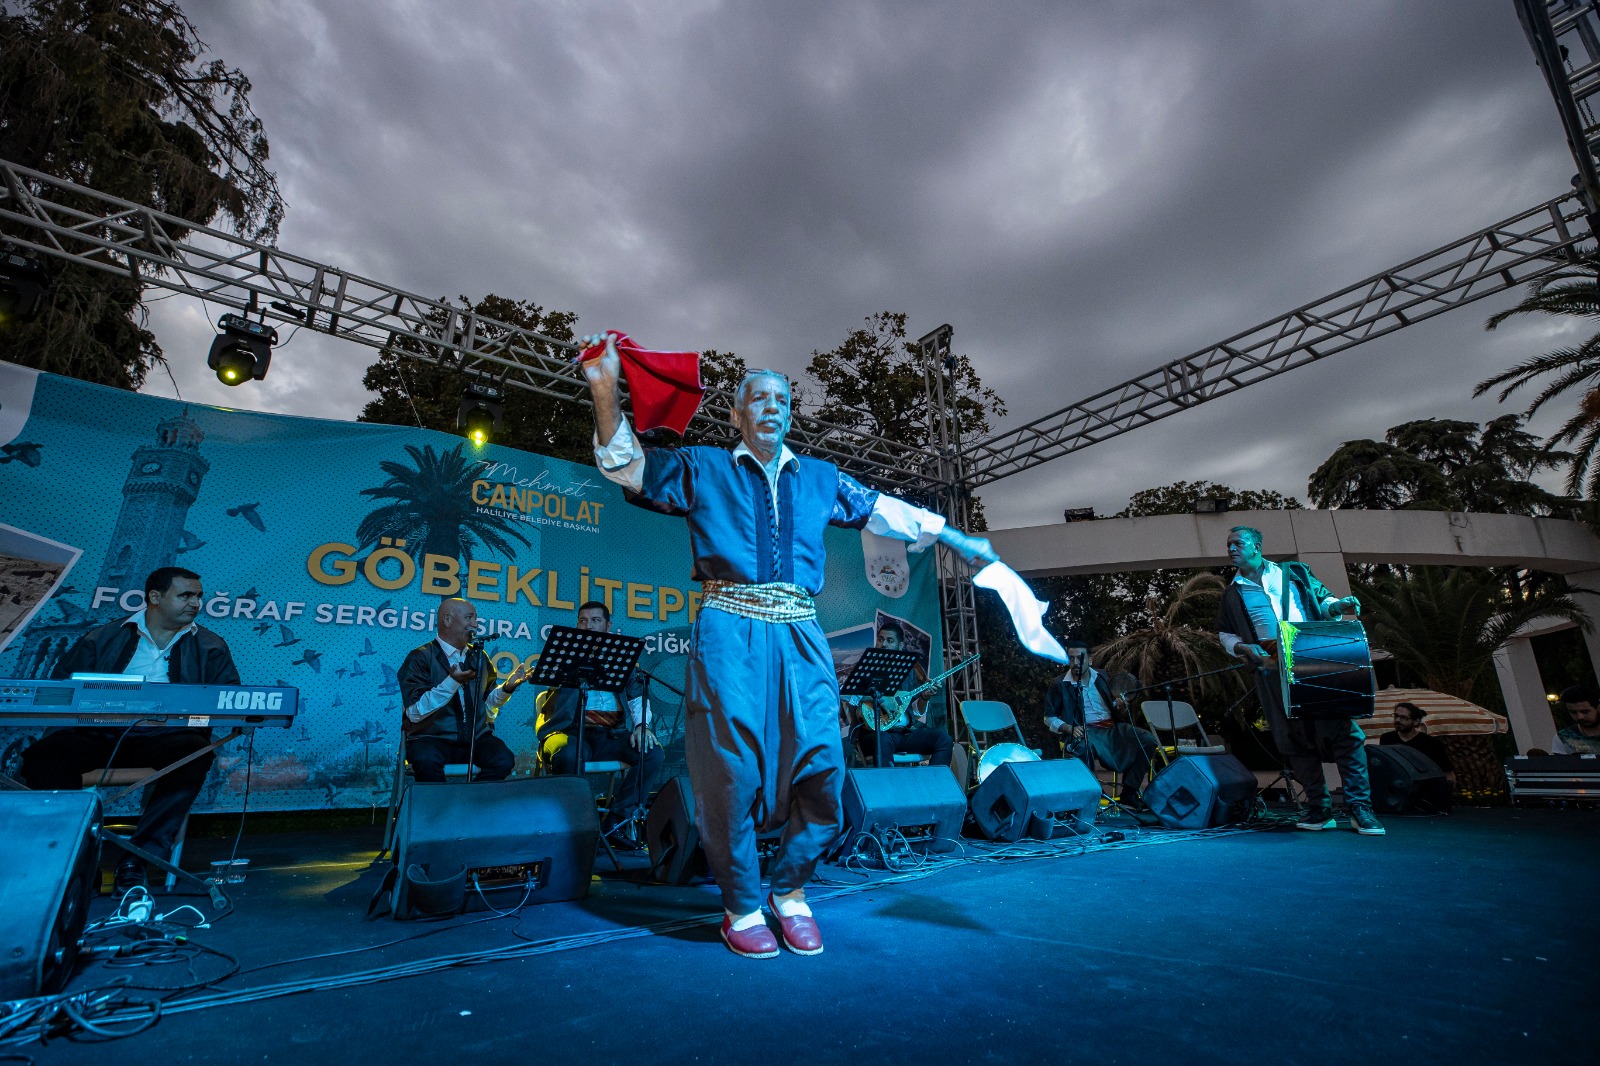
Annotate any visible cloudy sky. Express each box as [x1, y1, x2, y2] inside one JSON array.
[[142, 0, 1582, 530]]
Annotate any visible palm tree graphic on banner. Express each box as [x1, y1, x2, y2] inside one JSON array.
[[357, 443, 531, 565]]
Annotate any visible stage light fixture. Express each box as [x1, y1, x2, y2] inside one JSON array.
[[207, 313, 277, 386], [458, 382, 504, 445], [1193, 496, 1231, 514], [0, 249, 48, 324]]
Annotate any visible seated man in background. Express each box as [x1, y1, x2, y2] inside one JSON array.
[[849, 621, 952, 769], [1377, 701, 1455, 813], [21, 567, 238, 892], [1551, 686, 1600, 755], [536, 601, 661, 834], [1044, 640, 1156, 809], [399, 597, 523, 783]]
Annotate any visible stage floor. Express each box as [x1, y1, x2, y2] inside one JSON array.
[[17, 805, 1598, 1065]]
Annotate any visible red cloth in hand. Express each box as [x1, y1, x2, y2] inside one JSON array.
[[578, 331, 704, 435]]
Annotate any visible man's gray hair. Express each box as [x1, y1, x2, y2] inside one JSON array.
[[1229, 525, 1263, 549], [734, 369, 792, 406]]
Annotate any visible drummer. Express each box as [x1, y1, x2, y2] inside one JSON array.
[[1217, 525, 1384, 836]]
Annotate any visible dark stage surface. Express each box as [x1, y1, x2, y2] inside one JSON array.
[[19, 806, 1598, 1065]]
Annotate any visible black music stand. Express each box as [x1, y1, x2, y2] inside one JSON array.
[[840, 648, 919, 768], [531, 626, 645, 866]]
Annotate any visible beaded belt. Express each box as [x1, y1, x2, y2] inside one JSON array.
[[701, 580, 817, 623]]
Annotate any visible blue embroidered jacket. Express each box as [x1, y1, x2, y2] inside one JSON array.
[[625, 446, 880, 594]]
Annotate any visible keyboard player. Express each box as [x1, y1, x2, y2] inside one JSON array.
[[19, 566, 240, 893]]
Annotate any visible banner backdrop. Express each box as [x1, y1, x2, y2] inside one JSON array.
[[0, 364, 944, 813]]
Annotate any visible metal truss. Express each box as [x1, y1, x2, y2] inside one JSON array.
[[1518, 0, 1600, 231], [959, 192, 1591, 487], [0, 158, 943, 494]]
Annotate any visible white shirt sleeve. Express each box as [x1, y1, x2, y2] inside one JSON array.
[[593, 418, 645, 493], [866, 495, 947, 551], [1044, 715, 1068, 734], [626, 696, 649, 729], [1219, 631, 1245, 657], [405, 676, 461, 723]]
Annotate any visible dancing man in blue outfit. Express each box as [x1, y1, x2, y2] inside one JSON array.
[[581, 333, 998, 958]]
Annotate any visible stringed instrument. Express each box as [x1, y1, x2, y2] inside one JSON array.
[[858, 653, 980, 731]]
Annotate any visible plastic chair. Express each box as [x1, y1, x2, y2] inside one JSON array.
[[959, 700, 1029, 751], [1139, 700, 1227, 766], [84, 767, 189, 890]]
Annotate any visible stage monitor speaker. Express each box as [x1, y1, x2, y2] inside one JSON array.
[[1368, 744, 1447, 813], [840, 766, 966, 852], [645, 775, 707, 885], [1144, 754, 1257, 830], [0, 791, 102, 1000], [386, 777, 597, 920], [970, 758, 1100, 842]]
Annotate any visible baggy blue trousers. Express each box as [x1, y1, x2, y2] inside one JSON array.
[[684, 607, 846, 915]]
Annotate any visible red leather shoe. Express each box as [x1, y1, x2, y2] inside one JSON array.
[[720, 916, 779, 959], [767, 894, 824, 955]]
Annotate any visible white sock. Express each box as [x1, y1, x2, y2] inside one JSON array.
[[727, 909, 765, 932], [770, 890, 812, 918]]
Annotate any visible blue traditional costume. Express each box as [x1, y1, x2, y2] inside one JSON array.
[[596, 420, 943, 916]]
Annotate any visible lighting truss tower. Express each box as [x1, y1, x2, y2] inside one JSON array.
[[916, 324, 984, 706]]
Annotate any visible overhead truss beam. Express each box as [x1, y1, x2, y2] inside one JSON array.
[[0, 158, 943, 494], [958, 192, 1589, 487]]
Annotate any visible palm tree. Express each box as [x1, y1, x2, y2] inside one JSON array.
[[1475, 254, 1600, 496], [1357, 566, 1590, 708], [357, 443, 531, 564], [1094, 573, 1238, 704]]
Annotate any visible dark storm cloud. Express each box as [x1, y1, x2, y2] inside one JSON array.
[[144, 0, 1577, 529]]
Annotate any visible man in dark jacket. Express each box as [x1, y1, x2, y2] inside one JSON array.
[[21, 567, 240, 891], [1044, 640, 1156, 806], [1216, 525, 1383, 835], [1377, 700, 1454, 812], [536, 601, 660, 825], [399, 597, 525, 782]]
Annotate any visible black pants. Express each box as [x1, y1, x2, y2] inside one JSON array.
[[1255, 670, 1371, 808], [546, 727, 664, 818], [21, 727, 216, 861], [1068, 722, 1157, 800], [855, 726, 954, 768], [405, 734, 515, 783]]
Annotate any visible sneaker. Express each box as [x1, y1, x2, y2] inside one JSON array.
[[113, 859, 149, 893], [1349, 804, 1386, 836], [1295, 808, 1337, 831]]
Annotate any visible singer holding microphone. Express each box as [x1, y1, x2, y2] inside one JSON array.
[[398, 598, 527, 782]]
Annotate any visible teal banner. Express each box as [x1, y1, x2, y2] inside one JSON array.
[[0, 364, 943, 812]]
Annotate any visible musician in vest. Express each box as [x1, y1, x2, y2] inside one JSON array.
[[20, 567, 240, 893], [850, 621, 954, 769], [398, 598, 527, 783], [1215, 526, 1385, 836], [1043, 640, 1157, 807], [536, 600, 662, 830], [582, 335, 998, 959]]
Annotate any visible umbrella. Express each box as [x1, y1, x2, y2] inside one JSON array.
[[1359, 687, 1507, 739]]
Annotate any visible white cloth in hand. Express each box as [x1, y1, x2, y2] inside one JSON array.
[[973, 561, 1068, 664]]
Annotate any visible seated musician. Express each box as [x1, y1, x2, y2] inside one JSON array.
[[399, 597, 526, 783], [849, 622, 953, 768], [1043, 640, 1156, 808], [535, 601, 662, 831], [20, 567, 238, 893]]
